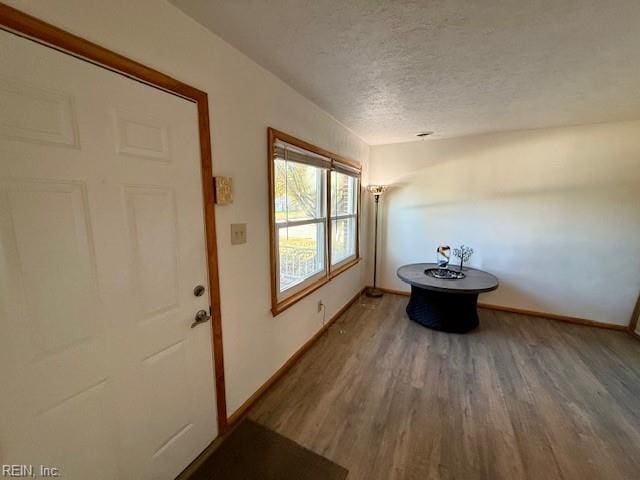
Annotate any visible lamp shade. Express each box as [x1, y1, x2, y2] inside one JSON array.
[[366, 185, 388, 195]]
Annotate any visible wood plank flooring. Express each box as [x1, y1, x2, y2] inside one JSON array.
[[249, 293, 640, 480]]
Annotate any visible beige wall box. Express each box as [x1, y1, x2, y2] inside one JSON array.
[[214, 176, 233, 204], [230, 223, 247, 245]]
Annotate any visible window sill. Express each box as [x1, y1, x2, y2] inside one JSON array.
[[271, 257, 362, 316]]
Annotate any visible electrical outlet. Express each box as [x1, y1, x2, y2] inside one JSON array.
[[317, 300, 324, 313], [230, 223, 247, 245]]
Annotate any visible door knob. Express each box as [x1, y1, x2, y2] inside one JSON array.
[[191, 309, 211, 328]]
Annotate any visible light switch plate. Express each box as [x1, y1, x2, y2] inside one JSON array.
[[230, 223, 247, 245]]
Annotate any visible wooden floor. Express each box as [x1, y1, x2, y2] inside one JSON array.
[[249, 293, 640, 480]]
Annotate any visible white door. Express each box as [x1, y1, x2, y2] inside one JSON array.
[[0, 29, 217, 479]]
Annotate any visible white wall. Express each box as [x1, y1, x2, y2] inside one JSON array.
[[4, 0, 370, 414], [369, 121, 640, 326]]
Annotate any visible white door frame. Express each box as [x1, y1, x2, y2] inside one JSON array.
[[0, 3, 229, 434]]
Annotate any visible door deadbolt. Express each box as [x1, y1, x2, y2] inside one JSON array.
[[193, 285, 205, 297]]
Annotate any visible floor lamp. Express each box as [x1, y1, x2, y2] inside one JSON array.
[[366, 185, 388, 297]]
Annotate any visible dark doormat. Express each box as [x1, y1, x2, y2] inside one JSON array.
[[189, 419, 348, 480]]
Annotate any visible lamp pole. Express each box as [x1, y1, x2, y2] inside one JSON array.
[[366, 190, 384, 297], [373, 193, 380, 287]]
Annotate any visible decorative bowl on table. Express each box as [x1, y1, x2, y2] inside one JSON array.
[[424, 268, 466, 280]]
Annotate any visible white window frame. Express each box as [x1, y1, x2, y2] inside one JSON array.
[[274, 167, 328, 301], [330, 172, 359, 270]]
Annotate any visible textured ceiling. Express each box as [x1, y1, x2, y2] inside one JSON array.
[[171, 0, 640, 144]]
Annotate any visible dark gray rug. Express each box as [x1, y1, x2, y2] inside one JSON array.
[[189, 419, 348, 480]]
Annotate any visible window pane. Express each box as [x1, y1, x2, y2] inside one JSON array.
[[275, 159, 325, 223], [279, 222, 325, 292], [331, 172, 357, 217], [331, 217, 356, 265]]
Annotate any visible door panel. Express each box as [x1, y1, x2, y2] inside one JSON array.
[[0, 77, 80, 147], [113, 109, 172, 162], [0, 28, 217, 479], [3, 180, 99, 356], [124, 185, 179, 319]]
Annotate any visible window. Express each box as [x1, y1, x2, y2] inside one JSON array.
[[268, 128, 361, 315], [331, 170, 358, 267], [274, 154, 327, 296]]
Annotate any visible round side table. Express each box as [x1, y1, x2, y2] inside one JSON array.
[[397, 263, 499, 333]]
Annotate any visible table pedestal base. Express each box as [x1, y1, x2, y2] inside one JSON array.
[[406, 286, 479, 333]]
